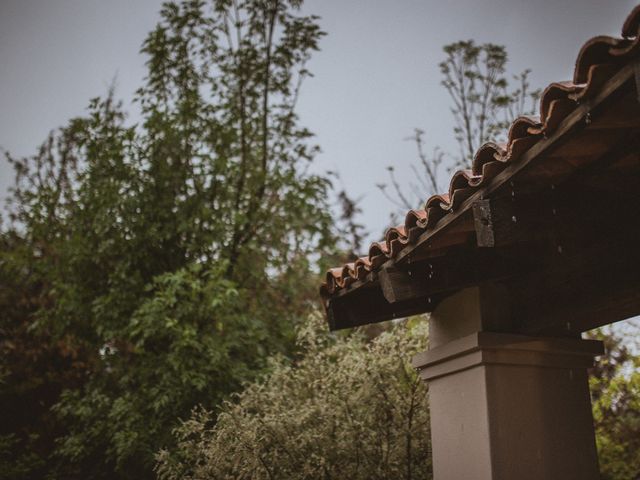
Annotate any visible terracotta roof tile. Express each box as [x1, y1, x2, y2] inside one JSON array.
[[322, 4, 640, 299]]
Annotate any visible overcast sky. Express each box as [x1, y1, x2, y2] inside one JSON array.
[[0, 0, 636, 242]]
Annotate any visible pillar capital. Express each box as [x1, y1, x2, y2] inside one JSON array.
[[413, 331, 604, 382]]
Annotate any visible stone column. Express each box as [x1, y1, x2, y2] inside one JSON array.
[[413, 287, 603, 480]]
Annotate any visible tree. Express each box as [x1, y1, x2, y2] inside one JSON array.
[[588, 323, 640, 480], [155, 315, 432, 480], [336, 188, 366, 261], [378, 41, 540, 213], [0, 231, 92, 480], [0, 0, 337, 478], [440, 41, 539, 169]]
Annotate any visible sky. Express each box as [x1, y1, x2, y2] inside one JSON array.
[[0, 0, 637, 243]]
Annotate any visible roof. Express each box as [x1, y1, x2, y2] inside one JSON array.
[[321, 5, 640, 331]]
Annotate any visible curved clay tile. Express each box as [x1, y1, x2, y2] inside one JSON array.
[[544, 99, 578, 135], [494, 143, 509, 160], [508, 116, 542, 142], [421, 207, 448, 230], [340, 263, 358, 287], [574, 36, 623, 84], [448, 169, 476, 190], [385, 225, 407, 243], [439, 170, 482, 211], [448, 187, 476, 210], [385, 225, 411, 258], [354, 256, 372, 272], [404, 209, 427, 229], [609, 37, 640, 58], [387, 237, 407, 258], [368, 241, 390, 269], [622, 4, 640, 38], [476, 160, 509, 185], [355, 266, 368, 281], [325, 267, 343, 293], [472, 142, 506, 175], [368, 240, 389, 257], [424, 193, 450, 210], [328, 267, 342, 280], [540, 81, 583, 121], [509, 134, 540, 157], [571, 64, 616, 101]]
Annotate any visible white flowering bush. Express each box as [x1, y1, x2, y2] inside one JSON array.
[[156, 315, 432, 480]]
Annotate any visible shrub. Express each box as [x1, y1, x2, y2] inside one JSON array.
[[156, 315, 432, 480]]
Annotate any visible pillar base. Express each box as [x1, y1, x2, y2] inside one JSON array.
[[413, 331, 603, 480]]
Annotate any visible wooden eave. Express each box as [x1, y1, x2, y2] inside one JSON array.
[[326, 59, 640, 333]]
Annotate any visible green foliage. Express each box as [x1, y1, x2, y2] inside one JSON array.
[[0, 231, 91, 480], [0, 0, 336, 478], [589, 324, 640, 480], [156, 315, 432, 480], [50, 263, 272, 477]]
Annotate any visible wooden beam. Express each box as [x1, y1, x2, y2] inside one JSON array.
[[326, 285, 447, 330], [379, 266, 428, 304], [379, 246, 542, 304], [330, 228, 640, 332]]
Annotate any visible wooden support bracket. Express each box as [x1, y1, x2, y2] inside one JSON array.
[[326, 285, 445, 330], [379, 247, 537, 305], [379, 266, 428, 304], [472, 199, 494, 247]]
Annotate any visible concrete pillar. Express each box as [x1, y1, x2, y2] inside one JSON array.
[[413, 287, 603, 480]]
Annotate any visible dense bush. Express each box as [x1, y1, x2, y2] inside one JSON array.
[[156, 315, 433, 480], [589, 322, 640, 480]]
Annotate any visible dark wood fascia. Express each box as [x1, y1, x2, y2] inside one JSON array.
[[378, 246, 538, 304], [326, 285, 448, 330]]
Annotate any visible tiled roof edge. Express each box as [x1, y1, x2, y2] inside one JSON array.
[[322, 4, 640, 297]]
